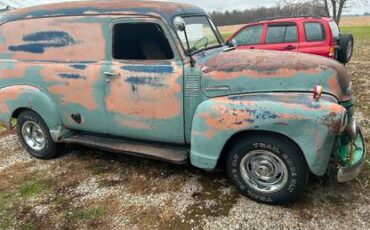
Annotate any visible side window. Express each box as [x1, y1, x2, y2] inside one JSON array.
[[113, 23, 174, 60], [304, 22, 325, 42], [329, 21, 340, 39], [265, 24, 297, 43], [234, 25, 263, 45]]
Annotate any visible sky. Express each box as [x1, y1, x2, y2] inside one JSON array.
[[156, 0, 370, 15], [0, 0, 368, 15]]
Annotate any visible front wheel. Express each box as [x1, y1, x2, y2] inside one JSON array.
[[17, 110, 64, 159], [226, 134, 309, 204]]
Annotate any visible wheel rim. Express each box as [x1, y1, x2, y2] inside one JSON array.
[[346, 41, 352, 59], [21, 121, 46, 151], [240, 150, 288, 193]]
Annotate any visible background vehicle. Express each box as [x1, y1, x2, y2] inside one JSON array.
[[0, 1, 365, 205], [227, 16, 354, 64]]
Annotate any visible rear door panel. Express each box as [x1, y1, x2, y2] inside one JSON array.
[[259, 22, 299, 52]]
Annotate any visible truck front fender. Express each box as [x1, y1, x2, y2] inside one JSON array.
[[190, 93, 346, 176], [0, 85, 66, 141]]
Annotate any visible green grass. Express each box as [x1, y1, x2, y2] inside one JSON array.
[[340, 26, 370, 42], [67, 207, 106, 221], [17, 180, 50, 198], [0, 191, 17, 229]]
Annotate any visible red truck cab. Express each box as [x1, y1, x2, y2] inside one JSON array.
[[227, 16, 353, 64]]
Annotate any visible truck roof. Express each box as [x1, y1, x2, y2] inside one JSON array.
[[0, 0, 205, 24]]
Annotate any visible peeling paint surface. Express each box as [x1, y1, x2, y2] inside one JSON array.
[[196, 49, 352, 102], [191, 93, 346, 175]]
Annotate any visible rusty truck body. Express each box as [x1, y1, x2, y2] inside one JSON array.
[[0, 0, 366, 204]]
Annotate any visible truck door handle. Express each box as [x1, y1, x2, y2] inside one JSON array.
[[104, 72, 120, 77], [283, 45, 296, 50], [104, 72, 120, 83]]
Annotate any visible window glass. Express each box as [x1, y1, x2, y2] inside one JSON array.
[[285, 26, 298, 42], [304, 22, 325, 41], [329, 21, 340, 39], [175, 16, 221, 54], [265, 24, 297, 43], [113, 23, 174, 60], [233, 25, 263, 45]]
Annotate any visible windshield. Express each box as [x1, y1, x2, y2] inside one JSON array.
[[175, 16, 222, 54]]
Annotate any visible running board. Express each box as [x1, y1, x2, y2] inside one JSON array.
[[61, 135, 189, 164]]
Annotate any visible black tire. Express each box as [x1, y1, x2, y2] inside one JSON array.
[[16, 110, 64, 159], [337, 34, 354, 64], [226, 134, 309, 205]]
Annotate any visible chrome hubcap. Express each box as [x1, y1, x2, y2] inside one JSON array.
[[240, 150, 288, 193], [21, 121, 46, 151]]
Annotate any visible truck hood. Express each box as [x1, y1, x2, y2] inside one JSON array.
[[196, 48, 352, 102]]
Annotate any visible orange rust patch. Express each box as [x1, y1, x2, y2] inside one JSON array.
[[43, 64, 100, 111], [105, 62, 182, 119], [204, 67, 324, 80], [0, 63, 27, 79], [0, 86, 25, 113], [0, 16, 106, 62]]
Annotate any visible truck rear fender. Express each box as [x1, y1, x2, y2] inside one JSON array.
[[0, 85, 67, 141]]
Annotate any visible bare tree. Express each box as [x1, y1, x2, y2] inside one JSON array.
[[280, 0, 369, 24]]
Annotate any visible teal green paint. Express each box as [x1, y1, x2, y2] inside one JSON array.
[[190, 93, 345, 175], [0, 85, 62, 130], [338, 132, 365, 166], [202, 68, 340, 99]]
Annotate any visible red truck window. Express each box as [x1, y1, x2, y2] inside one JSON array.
[[329, 21, 340, 39], [233, 25, 263, 45], [265, 24, 297, 43], [304, 22, 325, 42]]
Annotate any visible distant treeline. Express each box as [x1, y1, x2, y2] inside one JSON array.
[[210, 2, 329, 26]]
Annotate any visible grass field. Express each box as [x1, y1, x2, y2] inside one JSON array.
[[0, 17, 369, 229]]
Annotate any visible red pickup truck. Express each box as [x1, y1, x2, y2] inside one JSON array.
[[227, 16, 353, 64]]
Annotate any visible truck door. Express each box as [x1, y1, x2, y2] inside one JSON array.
[[105, 17, 185, 144]]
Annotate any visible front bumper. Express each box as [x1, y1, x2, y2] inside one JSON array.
[[337, 128, 366, 183]]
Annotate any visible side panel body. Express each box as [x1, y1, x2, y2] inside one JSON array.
[[0, 15, 113, 135]]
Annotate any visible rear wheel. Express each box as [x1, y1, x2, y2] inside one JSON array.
[[17, 110, 64, 159], [337, 34, 354, 64], [226, 134, 309, 204]]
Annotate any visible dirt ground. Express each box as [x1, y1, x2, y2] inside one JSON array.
[[1, 24, 370, 230]]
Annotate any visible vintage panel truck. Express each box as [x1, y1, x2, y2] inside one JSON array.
[[0, 0, 366, 204]]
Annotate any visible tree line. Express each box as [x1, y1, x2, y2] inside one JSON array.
[[209, 2, 328, 26]]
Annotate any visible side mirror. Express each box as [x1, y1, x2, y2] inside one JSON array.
[[226, 39, 238, 47], [174, 17, 186, 31], [231, 39, 238, 47]]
